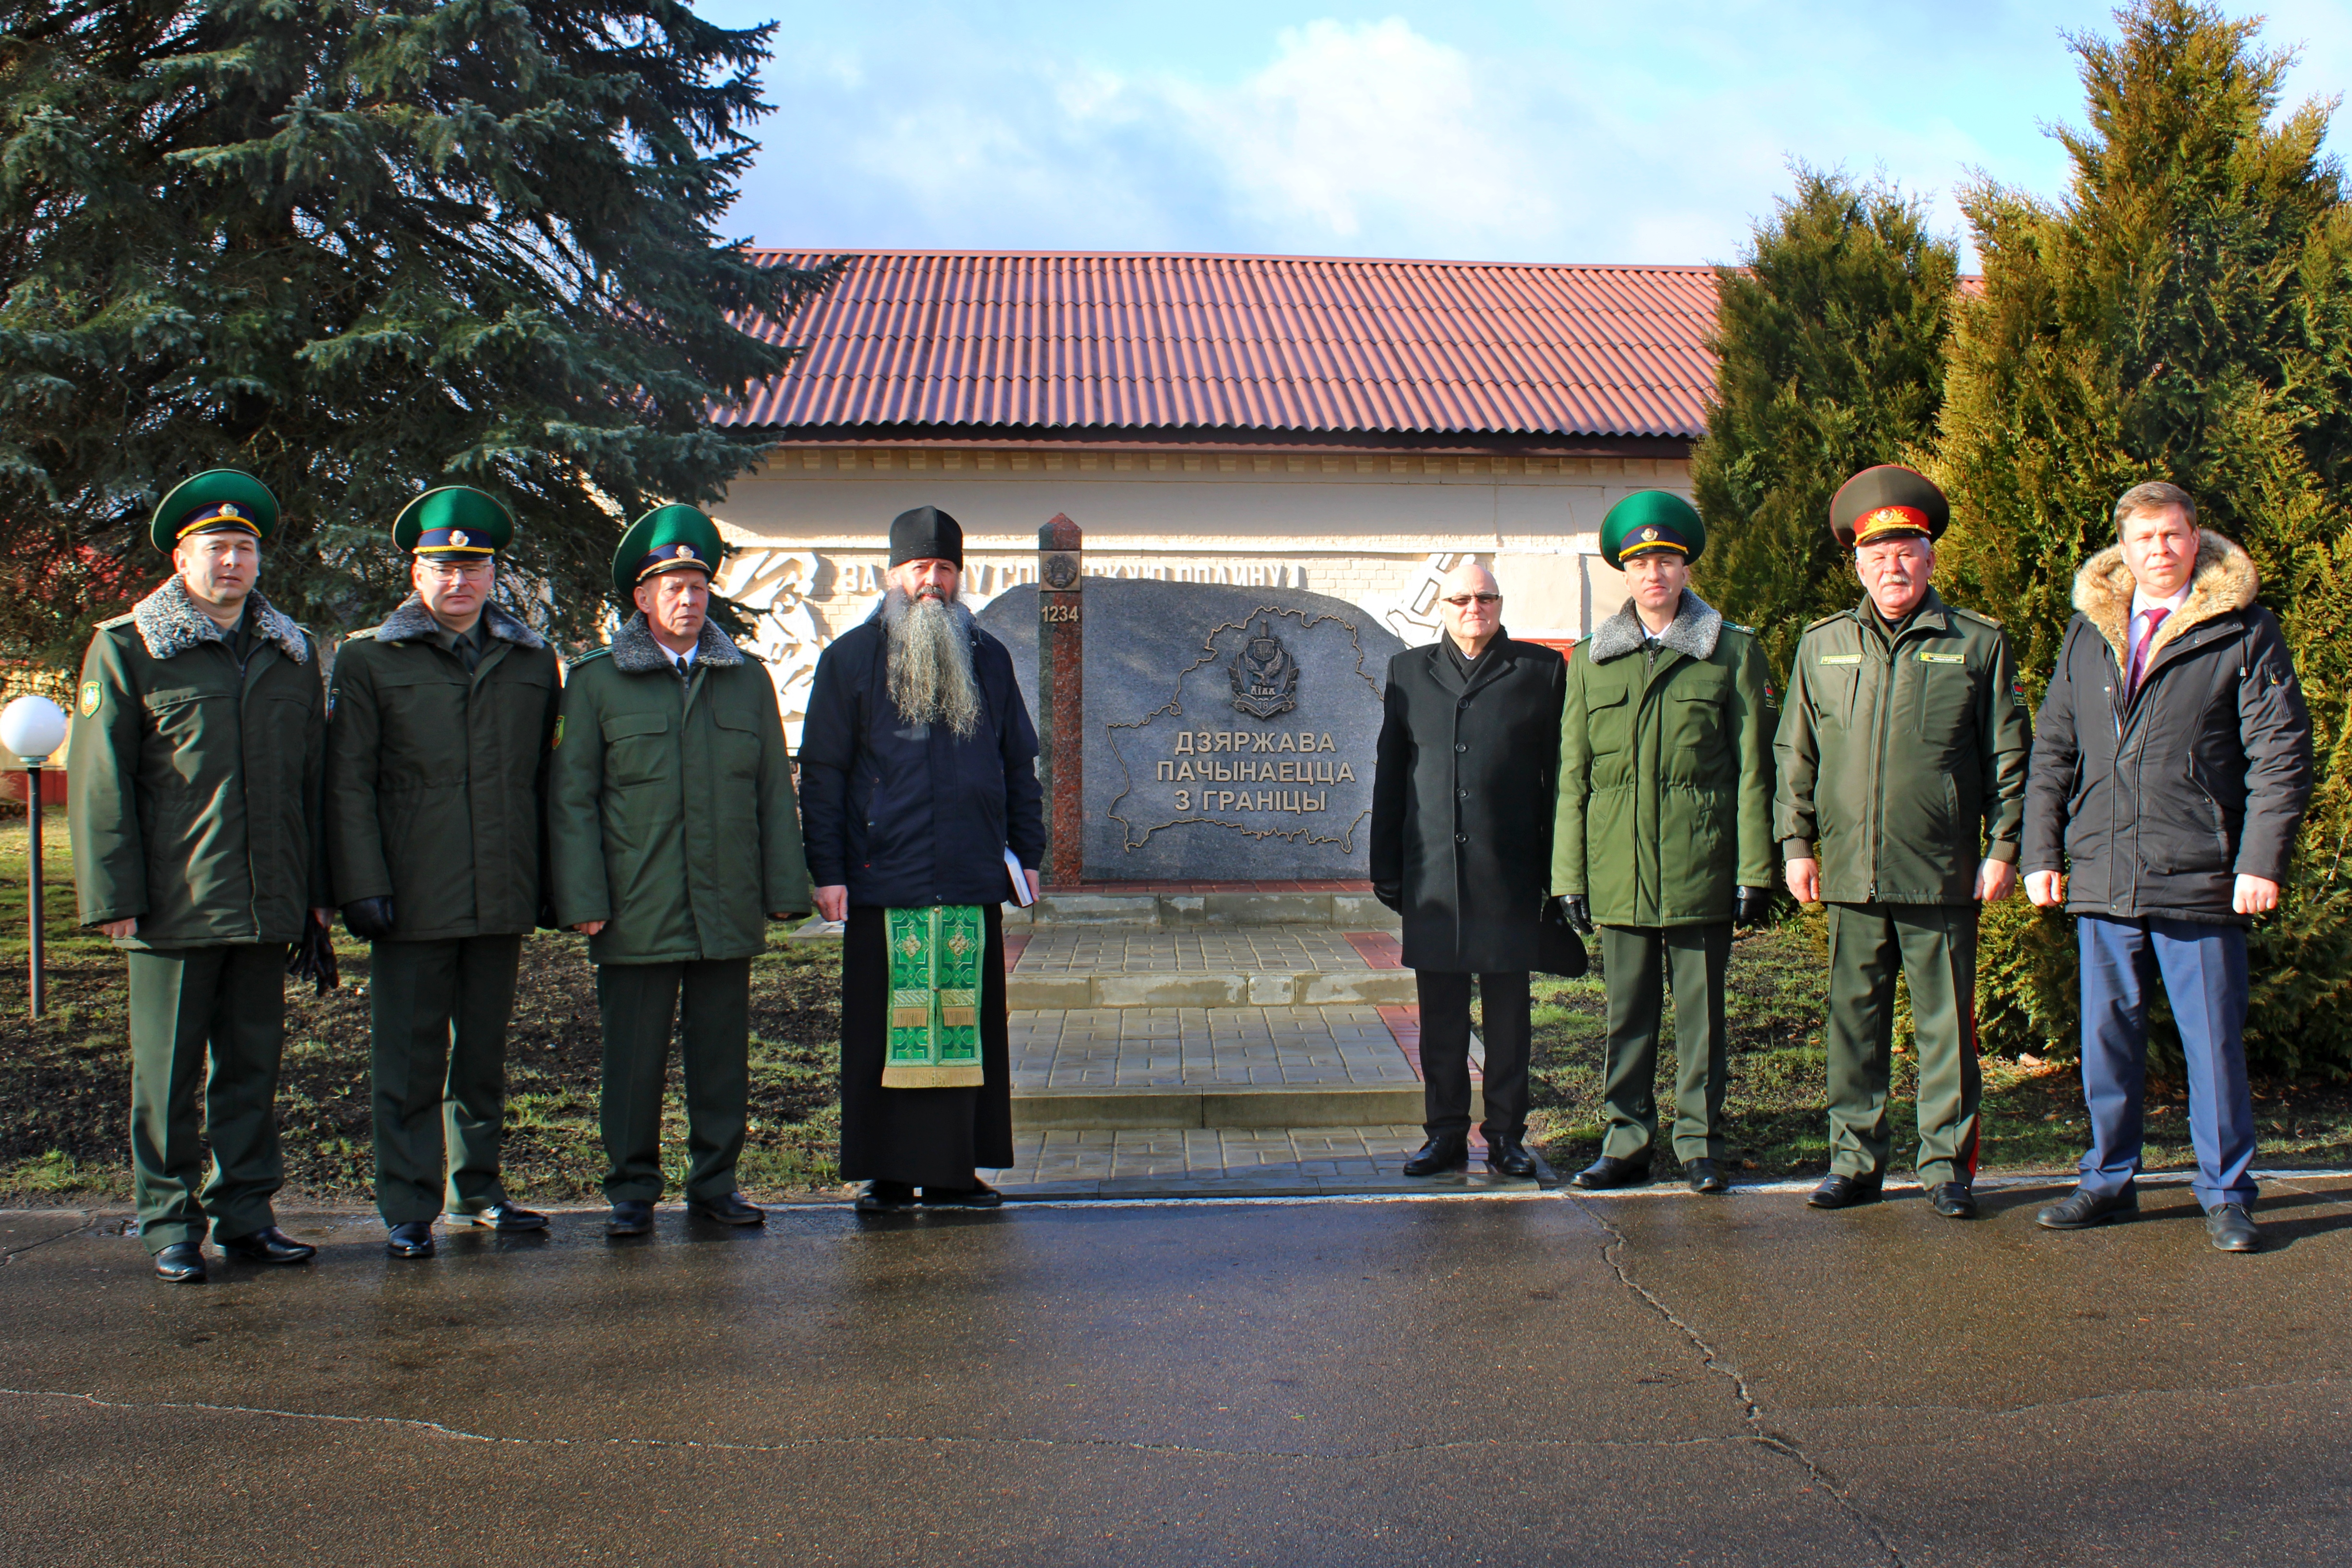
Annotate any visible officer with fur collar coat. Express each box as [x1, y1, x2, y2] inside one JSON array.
[[325, 487, 560, 1258], [1553, 493, 1776, 1196], [69, 470, 331, 1283], [2023, 482, 2312, 1252]]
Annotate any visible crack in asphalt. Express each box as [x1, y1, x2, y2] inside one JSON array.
[[0, 1215, 94, 1266], [1568, 1196, 1909, 1568], [0, 1385, 1761, 1463], [1796, 1371, 2350, 1424]]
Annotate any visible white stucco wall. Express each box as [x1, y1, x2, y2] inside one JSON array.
[[708, 447, 1687, 743]]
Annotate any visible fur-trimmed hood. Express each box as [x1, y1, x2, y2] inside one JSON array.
[[608, 610, 745, 673], [373, 594, 547, 650], [1588, 588, 1723, 664], [2073, 529, 2259, 665], [131, 577, 309, 663]]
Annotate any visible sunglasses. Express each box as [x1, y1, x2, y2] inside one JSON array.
[[1440, 593, 1502, 607]]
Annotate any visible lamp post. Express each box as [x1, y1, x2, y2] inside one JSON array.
[[1, 695, 68, 1018]]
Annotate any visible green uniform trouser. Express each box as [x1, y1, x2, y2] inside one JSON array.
[[1599, 923, 1733, 1163], [597, 958, 751, 1203], [1825, 902, 1983, 1185], [126, 944, 286, 1254], [369, 935, 524, 1225]]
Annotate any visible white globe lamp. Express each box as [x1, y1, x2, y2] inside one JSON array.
[[0, 694, 66, 763], [1, 693, 67, 1017]]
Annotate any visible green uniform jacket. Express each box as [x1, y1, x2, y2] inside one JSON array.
[[547, 614, 810, 964], [68, 580, 328, 950], [1552, 593, 1777, 926], [1773, 589, 2030, 905], [324, 597, 560, 939]]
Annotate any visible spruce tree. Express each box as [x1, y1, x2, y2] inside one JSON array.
[[1689, 167, 1960, 676], [1932, 0, 2352, 1074], [0, 1, 836, 660]]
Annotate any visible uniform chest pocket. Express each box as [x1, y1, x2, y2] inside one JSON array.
[[1809, 657, 1862, 728], [1583, 686, 1632, 755], [1908, 653, 1973, 745], [1669, 676, 1731, 751], [141, 689, 221, 781], [601, 713, 670, 787], [711, 709, 761, 778]]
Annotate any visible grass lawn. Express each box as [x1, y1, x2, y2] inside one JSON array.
[[1526, 914, 2352, 1180], [0, 818, 845, 1206]]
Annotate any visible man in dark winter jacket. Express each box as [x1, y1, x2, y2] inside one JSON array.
[[1370, 559, 1567, 1180], [2024, 482, 2312, 1252], [69, 469, 332, 1283], [800, 506, 1044, 1214], [326, 487, 560, 1259]]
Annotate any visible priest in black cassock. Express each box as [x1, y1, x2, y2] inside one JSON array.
[[800, 506, 1045, 1213]]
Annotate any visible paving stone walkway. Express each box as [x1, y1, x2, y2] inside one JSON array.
[[990, 1126, 1545, 1197], [1011, 1004, 1423, 1088], [1012, 928, 1372, 974]]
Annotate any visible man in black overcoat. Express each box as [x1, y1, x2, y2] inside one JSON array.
[[800, 506, 1045, 1213], [1370, 560, 1568, 1177]]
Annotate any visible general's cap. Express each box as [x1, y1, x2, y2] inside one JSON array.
[[888, 505, 964, 570], [150, 469, 279, 553], [1830, 465, 1949, 548], [1600, 491, 1705, 570], [612, 504, 723, 597], [393, 487, 514, 558]]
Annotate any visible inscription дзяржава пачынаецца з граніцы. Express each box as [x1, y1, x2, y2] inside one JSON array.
[[1156, 728, 1354, 813]]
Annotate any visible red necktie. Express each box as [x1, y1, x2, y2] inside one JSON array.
[[2127, 606, 2169, 694]]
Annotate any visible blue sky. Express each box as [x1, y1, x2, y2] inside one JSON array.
[[689, 2, 2352, 267]]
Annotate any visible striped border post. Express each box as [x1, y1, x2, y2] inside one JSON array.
[[1037, 514, 1083, 887]]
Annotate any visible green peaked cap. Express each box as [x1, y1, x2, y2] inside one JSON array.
[[1599, 490, 1705, 570], [150, 469, 280, 553], [392, 486, 515, 556], [612, 503, 724, 598]]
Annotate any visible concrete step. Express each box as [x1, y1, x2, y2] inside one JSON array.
[[1008, 889, 1398, 930], [1011, 1083, 1464, 1130], [991, 1124, 1554, 1197], [1006, 968, 1417, 1010]]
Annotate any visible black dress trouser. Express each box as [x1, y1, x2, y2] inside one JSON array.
[[1414, 970, 1531, 1142]]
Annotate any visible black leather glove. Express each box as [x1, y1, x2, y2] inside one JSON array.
[[342, 896, 396, 942], [1556, 894, 1593, 935], [1734, 886, 1770, 927], [1372, 880, 1402, 914], [285, 912, 340, 995]]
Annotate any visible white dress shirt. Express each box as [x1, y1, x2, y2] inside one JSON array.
[[2128, 582, 2192, 673]]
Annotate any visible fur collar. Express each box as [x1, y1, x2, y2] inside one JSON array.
[[2073, 529, 2258, 665], [374, 595, 547, 649], [1587, 588, 1722, 664], [608, 610, 744, 673], [131, 577, 308, 664]]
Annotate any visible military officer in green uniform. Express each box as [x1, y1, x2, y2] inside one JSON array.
[[1775, 465, 2031, 1218], [1553, 493, 1776, 1195], [548, 505, 811, 1236], [325, 487, 561, 1259], [69, 470, 332, 1283]]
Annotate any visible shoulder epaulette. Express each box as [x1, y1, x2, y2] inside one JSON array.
[[741, 649, 766, 666], [1802, 611, 1847, 633], [342, 627, 381, 642], [568, 646, 614, 670], [1725, 622, 1754, 636], [96, 612, 136, 631], [1950, 606, 2005, 630]]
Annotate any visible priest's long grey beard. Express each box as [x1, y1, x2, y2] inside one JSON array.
[[882, 585, 983, 738]]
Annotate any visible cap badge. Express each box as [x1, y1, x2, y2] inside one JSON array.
[[675, 544, 694, 558], [451, 530, 469, 547], [1641, 527, 1658, 542]]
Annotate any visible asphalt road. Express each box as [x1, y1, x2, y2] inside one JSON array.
[[5, 1179, 2351, 1567]]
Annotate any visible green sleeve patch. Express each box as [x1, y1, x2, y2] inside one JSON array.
[[79, 680, 101, 717]]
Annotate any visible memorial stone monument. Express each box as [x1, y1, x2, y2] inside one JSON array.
[[979, 578, 1406, 880]]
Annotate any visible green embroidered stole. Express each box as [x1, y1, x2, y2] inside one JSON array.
[[883, 905, 985, 1088]]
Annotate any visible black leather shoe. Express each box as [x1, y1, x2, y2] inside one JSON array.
[[1927, 1181, 1977, 1219], [153, 1242, 206, 1283], [217, 1225, 316, 1264], [2035, 1186, 2137, 1230], [2205, 1203, 2261, 1252], [855, 1181, 918, 1213], [921, 1180, 1005, 1209], [606, 1200, 654, 1237], [386, 1221, 436, 1259], [1684, 1158, 1729, 1195], [446, 1202, 547, 1233], [1807, 1174, 1883, 1209], [687, 1192, 767, 1225], [1485, 1138, 1538, 1178], [1573, 1154, 1651, 1190], [1402, 1135, 1470, 1176]]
